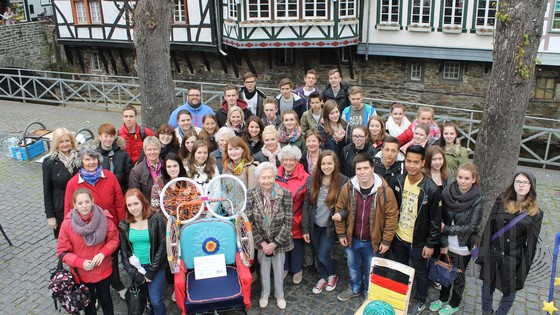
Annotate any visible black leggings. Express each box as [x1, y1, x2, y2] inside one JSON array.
[[84, 277, 114, 315]]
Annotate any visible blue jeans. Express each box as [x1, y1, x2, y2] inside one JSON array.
[[141, 266, 167, 315], [391, 236, 429, 303], [311, 224, 336, 279], [345, 237, 379, 294], [284, 238, 304, 274]]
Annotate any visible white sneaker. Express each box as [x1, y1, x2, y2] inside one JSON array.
[[259, 296, 269, 308], [277, 297, 286, 309], [118, 289, 127, 300]]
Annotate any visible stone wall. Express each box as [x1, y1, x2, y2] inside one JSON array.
[[0, 21, 59, 69]]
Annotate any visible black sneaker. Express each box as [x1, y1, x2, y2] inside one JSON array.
[[408, 299, 426, 315]]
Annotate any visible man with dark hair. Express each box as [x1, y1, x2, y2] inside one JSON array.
[[391, 145, 442, 315], [300, 91, 323, 133], [374, 135, 405, 190], [334, 153, 399, 301], [168, 86, 214, 129], [216, 83, 253, 127], [118, 105, 154, 164], [239, 72, 267, 119], [275, 78, 306, 119], [321, 68, 350, 112]]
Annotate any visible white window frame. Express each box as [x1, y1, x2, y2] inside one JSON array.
[[227, 0, 238, 19], [533, 77, 556, 100], [475, 0, 497, 28], [442, 0, 463, 26], [410, 63, 423, 81], [339, 0, 357, 18], [91, 52, 102, 71], [247, 0, 271, 21], [303, 0, 328, 19], [75, 1, 87, 24], [410, 0, 432, 25], [88, 0, 101, 23], [552, 0, 560, 31], [174, 0, 186, 23], [442, 61, 462, 80], [275, 0, 299, 20], [380, 0, 400, 24]]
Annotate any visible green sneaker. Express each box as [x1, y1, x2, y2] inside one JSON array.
[[438, 304, 460, 315], [429, 300, 446, 312]]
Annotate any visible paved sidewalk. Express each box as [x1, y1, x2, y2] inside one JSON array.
[[0, 100, 558, 314]]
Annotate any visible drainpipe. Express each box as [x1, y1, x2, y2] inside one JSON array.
[[365, 0, 371, 61], [215, 0, 227, 56]]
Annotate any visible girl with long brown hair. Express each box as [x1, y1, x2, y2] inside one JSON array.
[[318, 100, 347, 161], [424, 145, 449, 192], [185, 140, 219, 189]]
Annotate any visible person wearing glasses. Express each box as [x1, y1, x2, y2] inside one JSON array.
[[239, 72, 267, 119], [478, 171, 543, 315], [340, 126, 375, 178], [168, 86, 214, 129]]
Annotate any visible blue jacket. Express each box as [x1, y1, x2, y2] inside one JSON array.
[[168, 102, 215, 129]]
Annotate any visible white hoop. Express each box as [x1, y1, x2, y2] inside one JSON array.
[[204, 174, 248, 220]]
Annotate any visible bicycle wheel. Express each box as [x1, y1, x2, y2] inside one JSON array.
[[160, 177, 204, 223], [166, 216, 181, 274], [235, 211, 255, 267], [205, 175, 247, 220]]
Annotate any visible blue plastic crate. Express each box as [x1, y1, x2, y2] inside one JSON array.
[[10, 140, 45, 161]]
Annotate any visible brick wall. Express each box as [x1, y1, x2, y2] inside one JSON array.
[[0, 21, 57, 69]]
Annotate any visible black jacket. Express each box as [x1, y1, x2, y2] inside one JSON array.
[[275, 94, 307, 120], [240, 87, 267, 119], [119, 211, 167, 283], [301, 174, 349, 238], [321, 81, 350, 112], [440, 189, 483, 250], [373, 152, 405, 192], [42, 156, 78, 225], [341, 142, 376, 178], [394, 174, 442, 248], [96, 137, 133, 194]]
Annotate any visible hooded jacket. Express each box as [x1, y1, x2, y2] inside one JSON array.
[[321, 81, 350, 112], [240, 86, 267, 119], [341, 141, 376, 178], [373, 150, 405, 191], [276, 163, 310, 239], [95, 136, 133, 194], [334, 174, 399, 251], [216, 99, 253, 128], [118, 123, 154, 164], [168, 101, 215, 129], [393, 174, 442, 248], [275, 93, 307, 120]]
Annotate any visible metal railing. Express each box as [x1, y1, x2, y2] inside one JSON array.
[[0, 68, 558, 168]]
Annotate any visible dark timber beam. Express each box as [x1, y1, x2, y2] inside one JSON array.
[[301, 49, 310, 72], [118, 48, 130, 74], [106, 48, 118, 74], [348, 47, 355, 80], [268, 50, 273, 70], [218, 54, 228, 74], [227, 46, 239, 78], [335, 47, 342, 77], [75, 47, 85, 73], [97, 47, 110, 73], [242, 52, 257, 76], [201, 52, 211, 72], [184, 52, 194, 74], [171, 51, 181, 73]]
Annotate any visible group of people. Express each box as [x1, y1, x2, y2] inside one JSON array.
[[42, 69, 543, 315]]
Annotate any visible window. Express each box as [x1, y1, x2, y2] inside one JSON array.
[[228, 0, 237, 19], [277, 49, 294, 65], [247, 0, 271, 20], [276, 0, 298, 19], [411, 0, 431, 25], [475, 0, 497, 27], [409, 63, 424, 81], [72, 0, 101, 24], [339, 0, 357, 18], [442, 0, 463, 26], [91, 52, 102, 71], [533, 78, 556, 100], [304, 0, 327, 19], [380, 0, 400, 23], [552, 0, 560, 30], [442, 61, 462, 80], [174, 0, 187, 23]]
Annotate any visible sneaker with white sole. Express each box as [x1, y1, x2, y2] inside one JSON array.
[[408, 299, 426, 315], [429, 300, 445, 312], [259, 296, 269, 308], [277, 297, 286, 309], [325, 274, 338, 291], [438, 304, 460, 315], [118, 288, 127, 300], [312, 278, 327, 294], [171, 291, 176, 302], [337, 287, 361, 301]]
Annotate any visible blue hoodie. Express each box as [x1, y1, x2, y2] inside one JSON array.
[[168, 101, 215, 129]]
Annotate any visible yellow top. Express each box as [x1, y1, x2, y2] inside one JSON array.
[[395, 177, 421, 243]]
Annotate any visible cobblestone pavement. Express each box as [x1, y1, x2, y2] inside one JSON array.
[[0, 100, 558, 315]]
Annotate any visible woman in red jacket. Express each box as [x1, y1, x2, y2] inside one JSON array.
[[57, 188, 119, 315], [276, 145, 310, 284]]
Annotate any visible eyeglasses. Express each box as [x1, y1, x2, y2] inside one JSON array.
[[514, 180, 530, 186], [352, 135, 366, 139]]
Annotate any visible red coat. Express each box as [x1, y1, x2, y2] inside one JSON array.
[[64, 170, 125, 228], [57, 207, 119, 283], [118, 123, 154, 164], [276, 163, 309, 239]]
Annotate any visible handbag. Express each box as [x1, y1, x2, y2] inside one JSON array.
[[126, 274, 147, 315], [49, 252, 91, 314], [471, 212, 528, 265], [428, 254, 462, 287]]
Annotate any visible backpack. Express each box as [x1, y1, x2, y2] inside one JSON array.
[[49, 252, 91, 314]]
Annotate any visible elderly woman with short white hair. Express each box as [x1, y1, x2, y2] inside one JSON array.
[[210, 127, 236, 173], [247, 162, 294, 310], [129, 136, 162, 200], [275, 145, 310, 285]]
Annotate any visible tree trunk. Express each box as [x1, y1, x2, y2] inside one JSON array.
[[473, 0, 547, 242], [133, 0, 175, 130]]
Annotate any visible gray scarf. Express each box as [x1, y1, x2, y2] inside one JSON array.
[[70, 204, 108, 246], [443, 181, 481, 212]]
